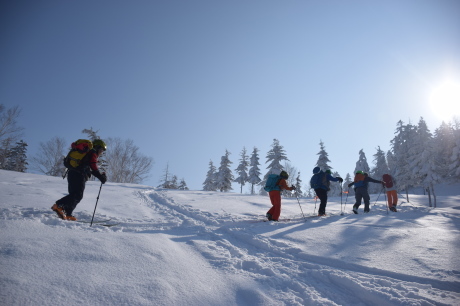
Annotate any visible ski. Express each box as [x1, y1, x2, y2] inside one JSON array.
[[250, 218, 292, 223], [77, 219, 112, 224], [99, 223, 120, 227]]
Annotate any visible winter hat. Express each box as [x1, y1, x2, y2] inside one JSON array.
[[280, 171, 289, 179]]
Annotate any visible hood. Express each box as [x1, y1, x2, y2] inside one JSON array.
[[313, 167, 321, 174]]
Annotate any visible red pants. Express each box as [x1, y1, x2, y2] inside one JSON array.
[[386, 190, 398, 208], [267, 191, 281, 221]]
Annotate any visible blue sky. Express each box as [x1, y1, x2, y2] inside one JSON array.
[[1, 0, 460, 191]]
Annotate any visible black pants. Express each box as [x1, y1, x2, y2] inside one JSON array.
[[314, 188, 328, 215], [354, 187, 370, 212], [56, 170, 87, 216]]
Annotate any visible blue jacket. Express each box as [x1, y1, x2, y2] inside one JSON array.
[[312, 167, 340, 191]]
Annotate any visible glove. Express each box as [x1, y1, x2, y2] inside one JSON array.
[[337, 177, 343, 183], [291, 186, 297, 191], [100, 172, 107, 184], [93, 170, 107, 184], [348, 183, 353, 188]]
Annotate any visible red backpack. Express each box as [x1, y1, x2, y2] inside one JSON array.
[[382, 174, 393, 188], [63, 139, 93, 169]]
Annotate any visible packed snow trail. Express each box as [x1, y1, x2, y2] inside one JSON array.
[[1, 171, 459, 305], [134, 189, 460, 305]]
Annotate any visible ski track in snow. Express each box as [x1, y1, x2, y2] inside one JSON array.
[[3, 188, 459, 305]]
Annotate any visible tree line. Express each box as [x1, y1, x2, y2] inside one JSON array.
[[203, 117, 460, 207], [0, 104, 154, 185]]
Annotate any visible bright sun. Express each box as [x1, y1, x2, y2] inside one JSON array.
[[429, 79, 460, 122]]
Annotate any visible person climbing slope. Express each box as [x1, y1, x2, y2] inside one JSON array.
[[264, 171, 296, 221]]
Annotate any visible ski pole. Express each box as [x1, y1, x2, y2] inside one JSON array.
[[340, 185, 343, 215], [313, 196, 318, 215], [384, 191, 388, 214], [374, 187, 383, 206], [343, 188, 349, 212], [295, 194, 306, 220], [90, 182, 103, 227]]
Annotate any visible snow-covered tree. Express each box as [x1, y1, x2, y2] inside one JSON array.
[[409, 118, 434, 187], [203, 160, 217, 191], [342, 173, 354, 196], [0, 105, 23, 169], [247, 147, 262, 195], [433, 121, 455, 181], [354, 149, 370, 175], [215, 150, 233, 192], [261, 139, 289, 194], [451, 118, 460, 182], [105, 137, 153, 184], [4, 140, 28, 172], [82, 127, 100, 141], [234, 147, 249, 193], [386, 150, 396, 175], [369, 146, 389, 194], [158, 163, 173, 188], [282, 162, 297, 197], [30, 136, 67, 177], [391, 120, 416, 200], [178, 178, 189, 190], [315, 140, 332, 171], [329, 170, 342, 196], [294, 172, 303, 198]]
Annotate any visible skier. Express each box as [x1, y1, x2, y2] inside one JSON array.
[[310, 167, 343, 216], [51, 139, 108, 221], [348, 171, 384, 214], [382, 174, 398, 212], [266, 171, 296, 221]]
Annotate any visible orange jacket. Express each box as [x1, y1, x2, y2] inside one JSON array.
[[276, 179, 294, 191]]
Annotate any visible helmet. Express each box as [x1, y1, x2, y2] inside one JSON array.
[[356, 170, 363, 174], [93, 139, 107, 151], [325, 169, 332, 174], [280, 171, 289, 179]]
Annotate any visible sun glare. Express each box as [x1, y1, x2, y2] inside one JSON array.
[[429, 79, 460, 122]]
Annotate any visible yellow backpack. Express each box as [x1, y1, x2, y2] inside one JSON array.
[[64, 139, 93, 169]]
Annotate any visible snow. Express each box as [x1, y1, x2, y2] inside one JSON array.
[[1, 170, 459, 306]]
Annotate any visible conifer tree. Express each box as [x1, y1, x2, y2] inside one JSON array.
[[203, 160, 217, 191], [178, 178, 189, 190], [0, 105, 23, 169], [433, 121, 455, 181], [282, 162, 297, 197], [261, 139, 289, 194], [215, 150, 233, 192], [391, 120, 416, 201], [5, 140, 28, 172], [315, 140, 332, 171], [370, 146, 389, 194], [234, 147, 249, 193], [294, 172, 303, 198], [354, 149, 370, 175], [170, 175, 179, 189], [247, 147, 262, 195], [451, 118, 460, 182], [329, 170, 342, 196], [343, 173, 354, 196], [386, 150, 396, 175], [159, 163, 172, 188]]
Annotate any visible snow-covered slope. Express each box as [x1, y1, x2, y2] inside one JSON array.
[[1, 170, 459, 305]]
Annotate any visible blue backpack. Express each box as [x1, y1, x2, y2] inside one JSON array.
[[264, 174, 281, 192], [310, 171, 326, 189]]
